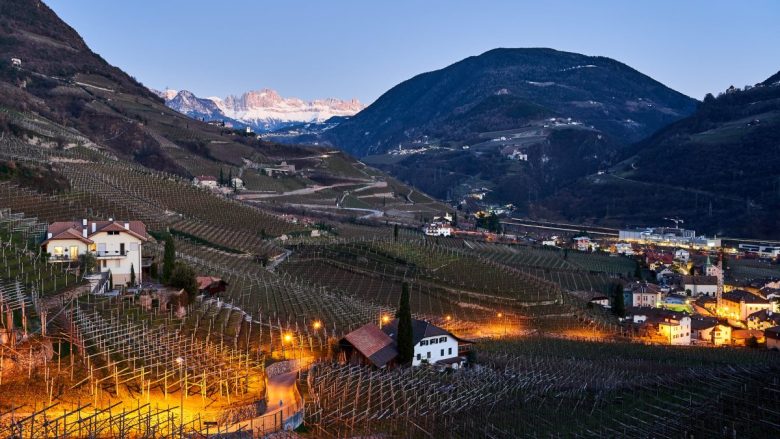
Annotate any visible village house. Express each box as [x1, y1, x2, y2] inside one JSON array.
[[43, 219, 149, 286], [690, 316, 731, 346], [193, 175, 218, 188], [614, 242, 635, 255], [627, 307, 691, 345], [573, 236, 598, 252], [423, 221, 453, 237], [626, 282, 662, 308], [720, 290, 771, 321], [340, 318, 467, 369], [745, 309, 780, 331], [230, 177, 244, 190], [645, 251, 674, 271], [681, 275, 718, 297], [263, 161, 296, 177], [674, 249, 690, 263]]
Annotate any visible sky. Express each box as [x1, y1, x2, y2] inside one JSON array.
[[46, 0, 780, 104]]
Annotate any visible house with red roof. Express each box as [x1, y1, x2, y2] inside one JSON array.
[[42, 219, 149, 286], [340, 318, 468, 369]]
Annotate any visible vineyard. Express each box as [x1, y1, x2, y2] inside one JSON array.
[[304, 337, 780, 438]]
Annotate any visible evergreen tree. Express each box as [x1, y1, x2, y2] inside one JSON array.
[[634, 261, 642, 279], [130, 263, 136, 286], [395, 282, 414, 365], [169, 262, 198, 299], [108, 271, 113, 290], [163, 234, 175, 282], [150, 262, 158, 281], [228, 168, 233, 187], [393, 224, 399, 242], [611, 283, 625, 317], [452, 212, 458, 227], [219, 168, 224, 186]]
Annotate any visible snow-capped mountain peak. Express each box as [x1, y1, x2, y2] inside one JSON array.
[[157, 87, 365, 132]]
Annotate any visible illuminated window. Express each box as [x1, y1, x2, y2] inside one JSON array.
[[53, 246, 64, 256]]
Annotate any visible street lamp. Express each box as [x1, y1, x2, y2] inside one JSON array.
[[380, 314, 390, 328], [312, 320, 322, 330]]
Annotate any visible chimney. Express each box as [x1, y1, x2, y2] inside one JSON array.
[[124, 222, 130, 230], [92, 222, 96, 233]]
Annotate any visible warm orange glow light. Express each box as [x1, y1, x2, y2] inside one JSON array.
[[445, 315, 452, 321], [497, 313, 503, 318], [284, 333, 293, 343], [382, 315, 390, 323], [313, 321, 322, 330]]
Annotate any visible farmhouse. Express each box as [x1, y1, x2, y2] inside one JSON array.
[[423, 222, 453, 237], [340, 319, 466, 369], [43, 219, 149, 286], [193, 175, 218, 188]]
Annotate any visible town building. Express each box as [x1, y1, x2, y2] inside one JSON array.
[[193, 175, 218, 188], [614, 242, 635, 255], [681, 275, 718, 297], [720, 290, 771, 321], [42, 219, 149, 286], [573, 236, 598, 252], [738, 243, 780, 259], [619, 227, 720, 249], [626, 307, 691, 345]]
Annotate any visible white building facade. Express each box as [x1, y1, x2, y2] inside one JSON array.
[[43, 220, 149, 286]]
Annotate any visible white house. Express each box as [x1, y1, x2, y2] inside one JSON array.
[[573, 236, 598, 252], [193, 175, 218, 188], [383, 319, 463, 368], [339, 318, 466, 369], [424, 222, 453, 237], [230, 177, 244, 190], [43, 219, 149, 286], [658, 315, 691, 345], [11, 58, 22, 67], [674, 249, 690, 262], [681, 275, 718, 296], [630, 283, 662, 308], [614, 242, 635, 255]]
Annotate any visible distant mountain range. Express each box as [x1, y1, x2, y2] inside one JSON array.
[[156, 88, 364, 132]]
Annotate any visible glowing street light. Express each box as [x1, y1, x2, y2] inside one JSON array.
[[313, 320, 322, 330], [284, 333, 293, 343], [380, 314, 390, 328], [445, 315, 452, 321]]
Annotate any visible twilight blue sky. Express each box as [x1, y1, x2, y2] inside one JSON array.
[[46, 0, 780, 104]]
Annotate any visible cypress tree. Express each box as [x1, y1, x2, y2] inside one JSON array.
[[396, 282, 414, 365], [611, 283, 625, 318], [219, 168, 224, 186], [130, 263, 136, 286], [163, 234, 175, 282], [228, 168, 233, 187], [393, 224, 399, 242]]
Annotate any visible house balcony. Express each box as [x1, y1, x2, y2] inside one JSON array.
[[49, 255, 78, 263], [95, 250, 128, 259]]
